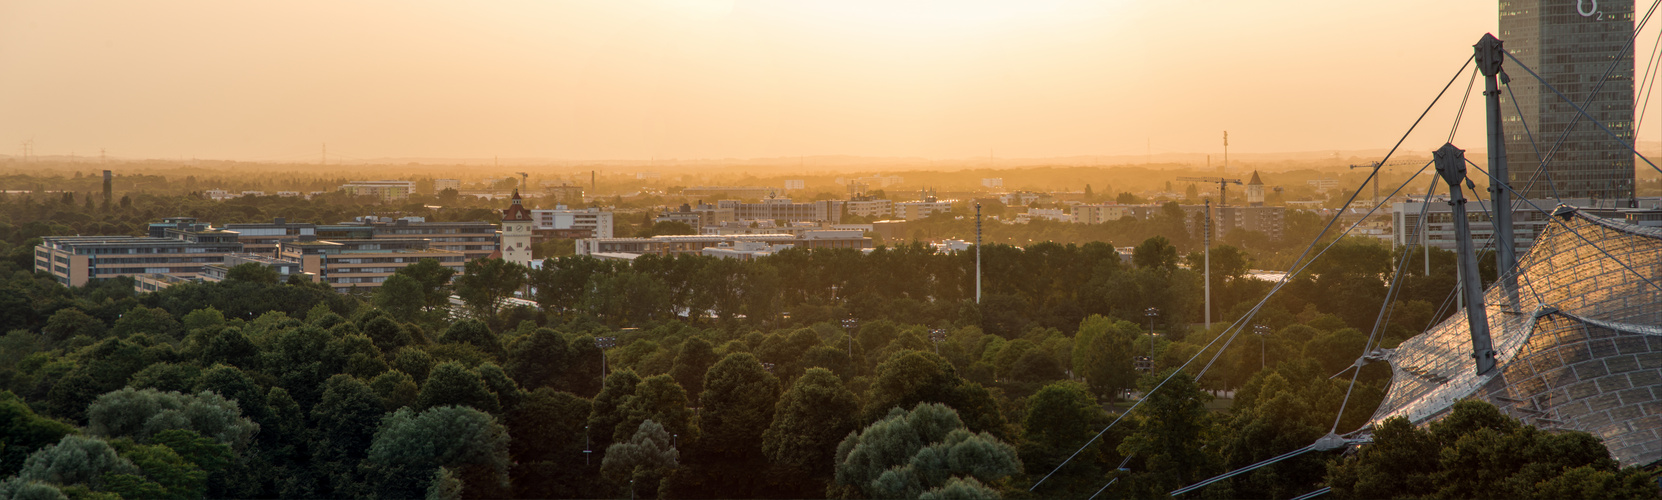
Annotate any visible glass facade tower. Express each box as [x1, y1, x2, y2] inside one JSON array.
[[1499, 0, 1635, 201]]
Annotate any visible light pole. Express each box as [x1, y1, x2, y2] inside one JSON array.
[[583, 425, 591, 465], [929, 328, 947, 355], [595, 337, 617, 379], [842, 317, 859, 370], [1253, 325, 1271, 372], [1144, 307, 1160, 362]]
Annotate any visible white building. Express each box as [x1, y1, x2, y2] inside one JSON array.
[[499, 191, 535, 267], [894, 200, 953, 220], [1016, 208, 1074, 223], [998, 191, 1044, 207], [982, 178, 1004, 189], [531, 206, 615, 239], [784, 180, 806, 190], [434, 179, 462, 193], [846, 198, 894, 218], [702, 240, 792, 260], [341, 180, 415, 201]]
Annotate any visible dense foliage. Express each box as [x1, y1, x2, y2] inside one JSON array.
[[0, 187, 1652, 499]]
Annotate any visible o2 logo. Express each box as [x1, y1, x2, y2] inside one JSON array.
[[1578, 0, 1602, 19]]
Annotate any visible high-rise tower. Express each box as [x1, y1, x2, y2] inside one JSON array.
[[500, 190, 534, 267], [1500, 0, 1635, 200]]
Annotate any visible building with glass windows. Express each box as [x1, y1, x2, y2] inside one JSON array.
[[1499, 0, 1635, 200]]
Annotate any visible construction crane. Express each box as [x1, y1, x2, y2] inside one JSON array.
[[1175, 176, 1243, 207], [516, 172, 529, 193], [1348, 161, 1414, 205]]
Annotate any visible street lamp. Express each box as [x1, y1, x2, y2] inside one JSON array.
[[1253, 325, 1272, 372], [929, 328, 948, 355], [583, 425, 592, 465]]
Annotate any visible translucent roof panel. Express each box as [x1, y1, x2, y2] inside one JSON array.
[[1373, 209, 1662, 465]]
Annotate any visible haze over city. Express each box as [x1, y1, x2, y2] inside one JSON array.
[[0, 0, 1547, 162]]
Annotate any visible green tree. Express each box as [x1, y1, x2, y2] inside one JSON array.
[[832, 402, 1021, 499], [762, 368, 861, 498], [17, 435, 139, 490], [1118, 370, 1220, 496], [416, 362, 501, 414], [1072, 315, 1139, 400], [665, 353, 781, 497], [393, 258, 457, 314], [309, 374, 386, 463], [587, 370, 642, 454], [0, 391, 76, 477], [41, 308, 106, 344], [1328, 400, 1661, 500], [505, 328, 572, 390], [601, 419, 679, 498], [669, 337, 718, 403], [437, 319, 503, 360], [454, 258, 527, 317], [1132, 236, 1179, 270], [368, 406, 511, 497], [225, 262, 279, 285], [111, 305, 182, 339], [615, 374, 695, 444], [374, 274, 425, 321], [864, 351, 1009, 440], [85, 388, 259, 452], [1020, 381, 1118, 497]]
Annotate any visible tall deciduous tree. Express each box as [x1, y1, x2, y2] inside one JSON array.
[[762, 368, 860, 498], [393, 258, 457, 314], [455, 258, 527, 317]]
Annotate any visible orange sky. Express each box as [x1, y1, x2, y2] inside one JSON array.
[[5, 1, 1646, 162]]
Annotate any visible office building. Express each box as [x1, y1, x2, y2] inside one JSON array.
[[894, 199, 953, 220], [200, 254, 307, 283], [1500, 0, 1635, 199], [340, 180, 416, 201], [716, 198, 843, 223], [532, 206, 614, 239], [845, 198, 894, 219], [36, 231, 243, 287], [279, 238, 464, 290], [221, 218, 316, 256], [1392, 197, 1659, 255], [433, 179, 462, 193]]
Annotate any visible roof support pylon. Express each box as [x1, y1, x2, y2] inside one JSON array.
[[1435, 143, 1497, 375], [1477, 33, 1519, 307]]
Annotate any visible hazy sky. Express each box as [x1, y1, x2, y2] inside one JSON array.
[[5, 1, 1645, 162]]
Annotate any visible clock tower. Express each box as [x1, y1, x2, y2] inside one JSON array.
[[500, 190, 534, 267]]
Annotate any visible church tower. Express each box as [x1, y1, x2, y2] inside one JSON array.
[[1246, 171, 1265, 207], [500, 190, 534, 266]]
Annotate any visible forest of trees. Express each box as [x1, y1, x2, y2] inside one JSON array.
[[0, 182, 1657, 499]]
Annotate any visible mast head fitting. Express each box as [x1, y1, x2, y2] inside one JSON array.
[[1434, 143, 1468, 187], [1475, 33, 1505, 77]]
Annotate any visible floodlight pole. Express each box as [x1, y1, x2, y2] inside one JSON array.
[[975, 203, 982, 304], [1477, 33, 1519, 306], [1204, 199, 1211, 331], [1434, 143, 1497, 375]]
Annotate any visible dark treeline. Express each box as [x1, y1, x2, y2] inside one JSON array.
[[0, 182, 1655, 498], [1, 233, 1656, 498]]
